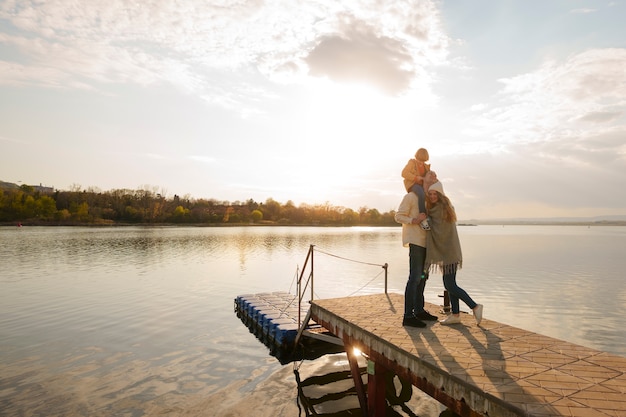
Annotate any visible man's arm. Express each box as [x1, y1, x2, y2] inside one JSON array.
[[395, 193, 414, 224]]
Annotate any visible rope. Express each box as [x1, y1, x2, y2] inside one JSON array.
[[314, 247, 387, 268], [289, 245, 389, 322], [306, 246, 388, 298], [278, 293, 298, 318], [288, 265, 298, 294], [344, 268, 386, 297]]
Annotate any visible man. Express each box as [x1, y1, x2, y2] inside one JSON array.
[[394, 190, 439, 327]]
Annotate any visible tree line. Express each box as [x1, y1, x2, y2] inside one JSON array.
[[0, 184, 397, 226]]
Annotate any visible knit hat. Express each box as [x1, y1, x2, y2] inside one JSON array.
[[428, 181, 444, 195]]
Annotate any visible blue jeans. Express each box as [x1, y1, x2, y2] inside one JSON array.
[[404, 244, 428, 318], [410, 183, 426, 214], [443, 271, 477, 314]]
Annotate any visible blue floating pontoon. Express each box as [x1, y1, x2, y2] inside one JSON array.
[[234, 291, 343, 364]]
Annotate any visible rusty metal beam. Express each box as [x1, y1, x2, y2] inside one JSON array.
[[345, 340, 368, 417], [367, 359, 387, 417], [366, 348, 483, 417], [319, 317, 485, 417]]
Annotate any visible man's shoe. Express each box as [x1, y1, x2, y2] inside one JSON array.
[[415, 311, 438, 321], [402, 317, 426, 328], [440, 315, 462, 325], [473, 304, 483, 325]]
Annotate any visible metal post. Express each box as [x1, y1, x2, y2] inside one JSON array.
[[296, 273, 300, 326], [297, 245, 314, 327], [310, 245, 314, 302], [367, 360, 387, 417], [383, 263, 388, 294], [346, 344, 368, 417]]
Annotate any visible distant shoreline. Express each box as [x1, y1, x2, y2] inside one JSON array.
[[459, 220, 626, 226], [3, 221, 626, 227]]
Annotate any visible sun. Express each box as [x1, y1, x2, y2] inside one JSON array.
[[299, 79, 413, 160], [274, 78, 442, 206]]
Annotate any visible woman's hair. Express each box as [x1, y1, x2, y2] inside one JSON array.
[[426, 191, 457, 223], [415, 148, 429, 162]]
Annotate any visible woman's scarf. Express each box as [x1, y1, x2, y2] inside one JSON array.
[[425, 203, 463, 274]]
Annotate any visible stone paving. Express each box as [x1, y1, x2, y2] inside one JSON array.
[[310, 293, 626, 417]]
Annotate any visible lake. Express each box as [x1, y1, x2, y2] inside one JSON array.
[[1, 225, 625, 416]]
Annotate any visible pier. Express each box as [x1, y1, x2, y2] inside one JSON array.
[[308, 293, 626, 417], [235, 246, 626, 416]]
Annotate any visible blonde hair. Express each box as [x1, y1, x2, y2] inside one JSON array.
[[426, 192, 457, 223], [415, 148, 429, 162]]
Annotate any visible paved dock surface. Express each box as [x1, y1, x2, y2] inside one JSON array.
[[310, 293, 626, 417]]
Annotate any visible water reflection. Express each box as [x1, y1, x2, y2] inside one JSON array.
[[293, 354, 447, 417], [1, 225, 625, 417], [295, 365, 365, 416]]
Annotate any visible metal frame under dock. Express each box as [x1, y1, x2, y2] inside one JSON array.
[[308, 293, 626, 417]]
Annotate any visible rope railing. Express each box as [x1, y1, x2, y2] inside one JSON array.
[[296, 244, 388, 327], [313, 247, 388, 268]]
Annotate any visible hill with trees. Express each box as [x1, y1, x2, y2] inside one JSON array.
[[0, 182, 395, 226]]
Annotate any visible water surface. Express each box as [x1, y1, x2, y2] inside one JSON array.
[[1, 225, 624, 416]]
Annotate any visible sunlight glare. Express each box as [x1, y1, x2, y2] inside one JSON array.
[[300, 80, 410, 168], [285, 78, 447, 205], [292, 80, 412, 201]]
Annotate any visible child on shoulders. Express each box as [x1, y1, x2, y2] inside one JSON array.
[[401, 148, 437, 230]]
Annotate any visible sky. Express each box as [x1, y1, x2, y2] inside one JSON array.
[[1, 0, 625, 220]]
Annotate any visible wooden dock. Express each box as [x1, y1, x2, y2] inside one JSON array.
[[309, 293, 626, 417]]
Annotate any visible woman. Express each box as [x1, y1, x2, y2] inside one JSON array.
[[424, 181, 483, 325]]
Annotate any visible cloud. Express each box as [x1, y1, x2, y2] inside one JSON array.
[[449, 48, 626, 217], [300, 1, 450, 95], [188, 155, 216, 164], [0, 134, 28, 144], [304, 22, 415, 95], [467, 48, 626, 154], [0, 0, 448, 100], [577, 111, 623, 123], [144, 153, 166, 160]]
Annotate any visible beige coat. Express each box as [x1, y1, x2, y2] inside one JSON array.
[[394, 192, 427, 248]]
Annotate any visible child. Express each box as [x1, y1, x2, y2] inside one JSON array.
[[401, 148, 437, 230]]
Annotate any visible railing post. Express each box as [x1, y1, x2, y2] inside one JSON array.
[[297, 244, 315, 327], [310, 245, 314, 302], [383, 263, 388, 294], [297, 266, 301, 326]]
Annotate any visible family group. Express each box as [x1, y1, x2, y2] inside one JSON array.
[[395, 148, 483, 328]]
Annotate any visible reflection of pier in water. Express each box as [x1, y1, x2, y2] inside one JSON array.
[[293, 353, 442, 417], [295, 365, 366, 417], [234, 295, 436, 416]]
